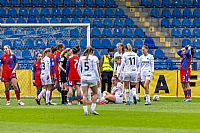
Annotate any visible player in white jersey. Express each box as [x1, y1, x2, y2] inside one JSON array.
[[119, 43, 139, 105], [36, 48, 55, 105], [114, 56, 123, 80], [114, 43, 123, 74], [138, 44, 154, 105], [78, 47, 100, 115], [100, 75, 124, 104]]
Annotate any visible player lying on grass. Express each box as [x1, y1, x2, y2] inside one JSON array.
[[100, 75, 124, 104]]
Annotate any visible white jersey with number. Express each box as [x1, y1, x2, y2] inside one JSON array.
[[114, 52, 123, 71], [78, 55, 99, 81], [139, 54, 154, 74], [41, 56, 51, 76]]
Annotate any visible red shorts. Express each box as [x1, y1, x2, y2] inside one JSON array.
[[2, 72, 17, 82], [34, 77, 42, 87], [180, 67, 190, 83], [68, 80, 81, 86]]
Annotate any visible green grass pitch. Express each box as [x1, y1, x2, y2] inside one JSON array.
[[0, 97, 200, 133]]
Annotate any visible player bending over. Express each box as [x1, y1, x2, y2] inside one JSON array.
[[78, 47, 100, 115], [0, 45, 24, 106], [138, 44, 154, 105]]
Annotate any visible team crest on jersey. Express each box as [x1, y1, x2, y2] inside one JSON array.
[[61, 57, 64, 61], [10, 55, 13, 59]]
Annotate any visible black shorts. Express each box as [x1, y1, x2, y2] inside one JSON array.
[[60, 73, 67, 83]]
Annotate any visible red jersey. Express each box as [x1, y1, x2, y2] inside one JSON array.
[[32, 61, 41, 80], [54, 51, 61, 75], [68, 55, 80, 81], [1, 53, 17, 73]]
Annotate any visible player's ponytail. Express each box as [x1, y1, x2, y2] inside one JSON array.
[[83, 47, 94, 59], [125, 43, 132, 52]]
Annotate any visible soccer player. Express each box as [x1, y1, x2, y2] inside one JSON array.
[[114, 56, 122, 80], [59, 48, 72, 104], [114, 43, 124, 75], [119, 43, 139, 105], [68, 46, 81, 105], [138, 44, 154, 105], [36, 48, 55, 105], [100, 75, 124, 104], [78, 47, 100, 115], [0, 45, 24, 106], [32, 53, 42, 98], [177, 45, 193, 102]]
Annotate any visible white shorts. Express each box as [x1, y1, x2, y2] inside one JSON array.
[[41, 75, 54, 86], [115, 96, 123, 104], [81, 79, 97, 87], [141, 71, 152, 82], [123, 72, 138, 82]]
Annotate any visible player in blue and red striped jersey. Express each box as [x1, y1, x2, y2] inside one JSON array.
[[32, 53, 42, 98], [177, 45, 194, 102], [0, 45, 24, 106]]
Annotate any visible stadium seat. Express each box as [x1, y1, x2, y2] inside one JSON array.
[[92, 39, 103, 49], [113, 28, 123, 37], [22, 50, 32, 60], [63, 0, 75, 6], [0, 0, 8, 6], [35, 39, 46, 49], [52, 0, 63, 6], [182, 28, 192, 37], [26, 28, 36, 35], [193, 9, 200, 18], [71, 18, 80, 23], [0, 18, 4, 23], [162, 0, 172, 7], [112, 39, 122, 48], [148, 49, 154, 55], [61, 18, 69, 23], [135, 28, 146, 37], [100, 49, 108, 56], [19, 8, 29, 17], [137, 49, 142, 56], [83, 8, 93, 18], [125, 18, 135, 28], [62, 8, 71, 18], [50, 18, 59, 23], [105, 8, 115, 18], [7, 8, 18, 18], [95, 0, 105, 7], [105, 0, 117, 8], [161, 18, 171, 28], [193, 28, 200, 37], [73, 8, 83, 17], [17, 18, 26, 23], [52, 8, 61, 17], [6, 18, 15, 23], [91, 28, 101, 38], [124, 28, 135, 38], [172, 0, 183, 7], [82, 18, 91, 24], [69, 39, 78, 48], [80, 39, 87, 49], [193, 18, 200, 28], [4, 28, 14, 36], [31, 0, 41, 6], [27, 17, 37, 23], [123, 39, 133, 47], [102, 39, 112, 49], [103, 18, 113, 28], [20, 0, 30, 6], [195, 51, 200, 59], [13, 39, 24, 50], [183, 8, 193, 18], [80, 28, 87, 38], [85, 0, 95, 7], [171, 28, 181, 37], [151, 8, 160, 18], [40, 8, 51, 17], [193, 39, 200, 48], [93, 18, 102, 27], [134, 39, 143, 49], [172, 9, 182, 18], [25, 39, 35, 49], [29, 8, 39, 17], [94, 50, 101, 59], [172, 19, 181, 28], [2, 39, 13, 49], [70, 28, 79, 38], [166, 59, 178, 70], [182, 18, 192, 28], [161, 9, 171, 18], [102, 28, 112, 37], [13, 50, 22, 60], [47, 40, 56, 48], [144, 38, 158, 49], [194, 0, 200, 7], [154, 49, 167, 59], [183, 0, 193, 7], [94, 8, 104, 18], [0, 8, 6, 18], [41, 0, 52, 6], [61, 40, 69, 48], [39, 18, 49, 23], [182, 39, 191, 47], [152, 0, 162, 7], [114, 18, 124, 27], [115, 8, 126, 18], [75, 0, 85, 7], [141, 0, 151, 7]]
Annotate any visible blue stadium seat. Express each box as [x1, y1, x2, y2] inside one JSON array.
[[194, 0, 200, 7], [125, 18, 135, 28], [81, 28, 87, 38], [113, 28, 123, 37], [40, 8, 51, 17], [151, 8, 160, 18], [172, 0, 183, 7], [0, 18, 4, 23], [182, 28, 192, 37], [93, 18, 102, 27], [154, 49, 167, 59], [69, 39, 78, 48], [62, 8, 71, 18], [73, 8, 83, 17], [94, 50, 101, 59], [71, 18, 80, 23], [144, 38, 158, 49], [27, 17, 37, 23], [6, 18, 15, 23], [26, 28, 36, 35], [61, 18, 69, 23], [105, 0, 117, 8], [135, 28, 146, 37], [193, 18, 200, 28], [193, 28, 200, 37], [141, 0, 151, 7], [17, 18, 26, 23], [2, 39, 12, 49], [13, 40, 23, 50], [172, 9, 182, 18], [105, 8, 115, 18], [13, 50, 22, 60], [52, 8, 61, 17], [19, 8, 28, 17], [194, 9, 200, 18], [182, 18, 192, 28], [152, 0, 162, 7], [31, 0, 41, 6], [35, 39, 46, 49], [166, 59, 178, 70], [80, 39, 87, 49], [52, 0, 63, 6], [70, 28, 79, 38], [134, 39, 143, 49], [155, 60, 167, 70], [172, 19, 181, 28], [182, 39, 191, 47], [114, 18, 124, 27], [7, 8, 18, 18], [0, 8, 6, 18], [22, 50, 32, 60], [4, 28, 14, 36], [61, 40, 69, 48], [0, 0, 8, 6], [20, 0, 30, 6], [137, 49, 142, 56], [102, 28, 112, 37], [94, 8, 104, 18], [91, 28, 101, 38], [123, 39, 133, 46], [148, 49, 154, 55], [47, 40, 56, 48], [92, 39, 103, 49], [171, 28, 181, 37], [100, 49, 108, 56], [50, 18, 59, 23], [83, 8, 93, 18], [102, 39, 112, 49], [183, 0, 193, 7], [63, 0, 75, 6], [124, 28, 135, 38], [161, 18, 171, 28], [183, 8, 193, 18], [29, 8, 39, 17], [112, 39, 122, 48], [161, 9, 171, 18], [41, 0, 51, 6], [193, 39, 200, 48], [39, 18, 49, 23], [103, 18, 113, 27], [25, 39, 35, 49], [115, 8, 126, 18], [85, 0, 95, 7], [162, 0, 172, 7], [82, 18, 91, 24], [95, 0, 105, 7]]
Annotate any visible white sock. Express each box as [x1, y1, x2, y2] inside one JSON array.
[[100, 97, 105, 102], [38, 89, 46, 99], [46, 90, 50, 104], [91, 103, 96, 112], [129, 89, 133, 102], [97, 88, 102, 100], [83, 105, 88, 113], [132, 88, 136, 96], [87, 89, 92, 102], [125, 89, 129, 103], [146, 94, 150, 103], [136, 94, 139, 100]]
